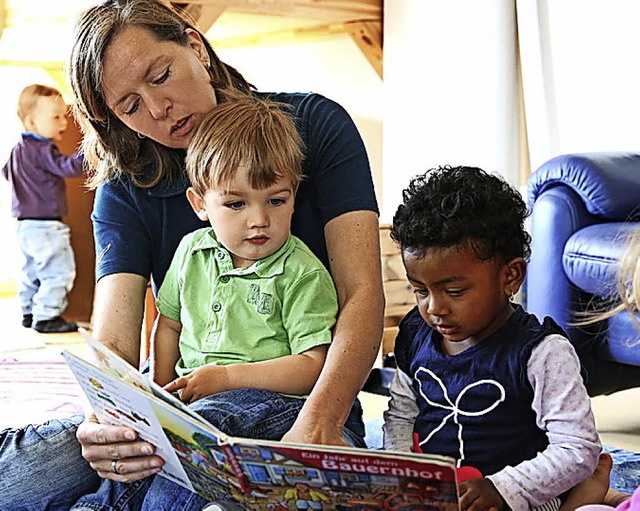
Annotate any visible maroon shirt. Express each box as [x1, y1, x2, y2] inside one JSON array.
[[2, 133, 84, 218]]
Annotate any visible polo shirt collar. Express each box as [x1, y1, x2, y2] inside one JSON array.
[[144, 157, 190, 198], [22, 132, 49, 142], [190, 229, 294, 278]]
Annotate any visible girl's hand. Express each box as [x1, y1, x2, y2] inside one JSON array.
[[163, 365, 231, 403], [458, 478, 506, 511]]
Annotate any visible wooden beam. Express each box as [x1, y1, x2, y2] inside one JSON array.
[[196, 5, 226, 33], [175, 0, 381, 23], [345, 20, 382, 79], [172, 2, 226, 32], [211, 21, 345, 48]]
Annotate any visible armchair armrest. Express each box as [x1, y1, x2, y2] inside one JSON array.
[[528, 152, 640, 220], [527, 186, 594, 329], [526, 151, 640, 348]]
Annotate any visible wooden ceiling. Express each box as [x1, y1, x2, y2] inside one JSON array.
[[171, 0, 383, 77], [0, 1, 382, 81]]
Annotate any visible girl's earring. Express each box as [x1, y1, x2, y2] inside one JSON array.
[[137, 132, 145, 139]]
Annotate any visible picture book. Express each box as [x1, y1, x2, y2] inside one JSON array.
[[62, 329, 460, 511]]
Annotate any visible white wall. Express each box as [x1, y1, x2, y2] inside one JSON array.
[[381, 0, 521, 222]]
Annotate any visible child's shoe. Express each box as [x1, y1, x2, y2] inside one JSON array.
[[22, 313, 33, 328], [33, 316, 78, 333]]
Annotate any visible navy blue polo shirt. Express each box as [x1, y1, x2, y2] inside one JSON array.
[[92, 92, 379, 293]]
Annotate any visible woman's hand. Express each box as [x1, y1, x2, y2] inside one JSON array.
[[281, 409, 348, 446], [76, 414, 163, 482]]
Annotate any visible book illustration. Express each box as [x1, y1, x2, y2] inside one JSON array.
[[221, 442, 459, 511], [64, 332, 461, 511], [78, 327, 152, 392]]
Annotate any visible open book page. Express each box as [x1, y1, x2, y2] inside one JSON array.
[[63, 350, 248, 502], [78, 327, 152, 391], [77, 327, 206, 424], [62, 350, 198, 492], [220, 438, 460, 511]]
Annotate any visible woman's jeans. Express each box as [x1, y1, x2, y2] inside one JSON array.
[[0, 389, 365, 511], [0, 414, 99, 511]]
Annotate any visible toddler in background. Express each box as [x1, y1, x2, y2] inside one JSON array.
[[383, 166, 601, 511], [2, 84, 84, 333]]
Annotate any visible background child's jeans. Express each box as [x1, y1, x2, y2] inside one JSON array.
[[16, 219, 76, 322], [66, 388, 365, 511]]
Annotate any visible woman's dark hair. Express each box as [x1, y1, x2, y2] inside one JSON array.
[[390, 165, 531, 262], [68, 0, 253, 188]]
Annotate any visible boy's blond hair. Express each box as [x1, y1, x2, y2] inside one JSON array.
[[186, 94, 304, 196], [17, 84, 62, 128]]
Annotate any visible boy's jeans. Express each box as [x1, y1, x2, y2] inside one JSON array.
[[0, 389, 365, 511], [16, 220, 76, 322]]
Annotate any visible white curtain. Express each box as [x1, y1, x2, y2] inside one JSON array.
[[517, 0, 640, 171], [382, 0, 640, 221]]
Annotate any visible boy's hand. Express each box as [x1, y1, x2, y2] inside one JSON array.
[[459, 478, 506, 511], [164, 365, 231, 403]]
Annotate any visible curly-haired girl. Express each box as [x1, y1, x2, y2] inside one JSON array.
[[383, 166, 601, 511]]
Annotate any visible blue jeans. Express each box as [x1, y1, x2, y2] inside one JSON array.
[[0, 389, 365, 510], [0, 415, 100, 511], [16, 220, 76, 322]]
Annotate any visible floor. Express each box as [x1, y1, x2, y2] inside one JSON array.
[[0, 295, 92, 359], [1, 295, 639, 453]]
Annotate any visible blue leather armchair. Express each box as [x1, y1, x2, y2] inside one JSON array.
[[526, 152, 640, 396]]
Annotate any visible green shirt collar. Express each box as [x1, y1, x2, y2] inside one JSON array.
[[190, 228, 295, 279]]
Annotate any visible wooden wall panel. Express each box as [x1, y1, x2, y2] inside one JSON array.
[[58, 114, 95, 323], [379, 224, 415, 357]]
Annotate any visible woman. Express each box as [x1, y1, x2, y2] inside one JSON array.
[[0, 0, 384, 509]]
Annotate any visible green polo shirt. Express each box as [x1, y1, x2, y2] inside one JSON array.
[[156, 228, 338, 377]]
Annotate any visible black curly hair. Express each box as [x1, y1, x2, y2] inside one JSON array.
[[390, 165, 531, 262]]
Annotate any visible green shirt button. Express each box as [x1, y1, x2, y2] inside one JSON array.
[[220, 276, 230, 283], [212, 303, 222, 312]]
